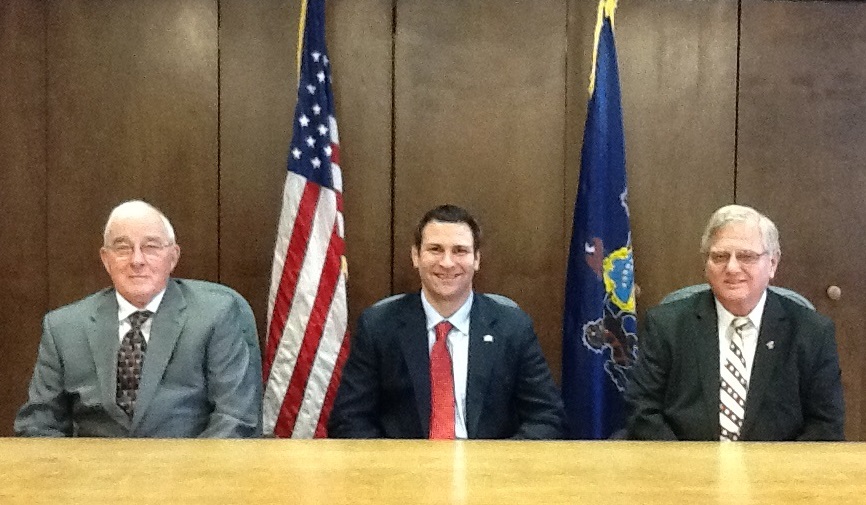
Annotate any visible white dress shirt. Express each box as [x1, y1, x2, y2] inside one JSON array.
[[115, 290, 166, 344]]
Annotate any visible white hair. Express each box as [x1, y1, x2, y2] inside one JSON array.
[[699, 204, 780, 258], [103, 200, 176, 246]]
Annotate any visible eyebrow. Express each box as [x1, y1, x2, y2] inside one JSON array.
[[424, 243, 473, 250], [110, 235, 167, 244]]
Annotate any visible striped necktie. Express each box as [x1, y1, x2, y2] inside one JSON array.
[[720, 317, 751, 441]]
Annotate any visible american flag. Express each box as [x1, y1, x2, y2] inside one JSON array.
[[263, 0, 349, 438]]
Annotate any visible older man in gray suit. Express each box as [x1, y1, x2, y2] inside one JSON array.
[[15, 200, 262, 437]]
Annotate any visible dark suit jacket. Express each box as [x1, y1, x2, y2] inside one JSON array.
[[328, 292, 566, 439], [626, 290, 845, 441], [14, 279, 263, 438]]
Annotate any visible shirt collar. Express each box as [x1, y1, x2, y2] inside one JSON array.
[[420, 291, 473, 336], [115, 289, 166, 323], [714, 289, 767, 332]]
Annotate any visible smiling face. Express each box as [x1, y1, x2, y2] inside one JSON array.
[[411, 220, 480, 317], [704, 220, 778, 316], [100, 206, 180, 308]]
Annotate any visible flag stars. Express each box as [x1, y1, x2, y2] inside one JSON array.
[[323, 55, 329, 66], [323, 145, 332, 157], [311, 157, 321, 169], [298, 114, 310, 127], [306, 84, 316, 94], [317, 124, 328, 136], [311, 51, 321, 62], [312, 104, 321, 115], [305, 136, 316, 148], [291, 147, 302, 160], [317, 71, 326, 83]]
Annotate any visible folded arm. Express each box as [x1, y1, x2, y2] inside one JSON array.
[[511, 320, 567, 440], [327, 318, 385, 438], [797, 318, 845, 441], [14, 315, 74, 437], [200, 294, 263, 438], [626, 312, 678, 440]]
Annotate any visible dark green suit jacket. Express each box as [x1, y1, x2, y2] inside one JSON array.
[[626, 290, 845, 441]]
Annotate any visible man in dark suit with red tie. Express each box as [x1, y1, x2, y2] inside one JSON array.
[[328, 204, 565, 439], [626, 204, 845, 441]]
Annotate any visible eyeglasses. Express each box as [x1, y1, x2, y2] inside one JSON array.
[[107, 242, 172, 259], [707, 250, 768, 266]]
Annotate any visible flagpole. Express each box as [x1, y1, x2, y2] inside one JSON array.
[[296, 0, 308, 80]]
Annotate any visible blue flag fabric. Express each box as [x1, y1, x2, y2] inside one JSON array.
[[561, 2, 637, 440]]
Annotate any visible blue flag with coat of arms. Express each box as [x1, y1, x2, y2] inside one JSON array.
[[561, 0, 637, 440]]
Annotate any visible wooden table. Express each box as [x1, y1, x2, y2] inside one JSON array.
[[1, 439, 863, 504]]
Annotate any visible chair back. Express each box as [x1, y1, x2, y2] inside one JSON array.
[[371, 292, 520, 308], [660, 283, 815, 310]]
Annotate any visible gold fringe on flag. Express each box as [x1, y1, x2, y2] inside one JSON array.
[[588, 0, 617, 96]]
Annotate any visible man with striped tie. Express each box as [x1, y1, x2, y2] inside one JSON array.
[[626, 204, 845, 441]]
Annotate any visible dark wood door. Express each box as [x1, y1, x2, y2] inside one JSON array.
[[738, 1, 866, 440]]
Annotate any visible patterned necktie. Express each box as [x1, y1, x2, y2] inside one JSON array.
[[720, 317, 751, 441], [116, 310, 153, 417], [429, 320, 455, 439]]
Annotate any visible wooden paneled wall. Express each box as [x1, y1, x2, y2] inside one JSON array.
[[1, 0, 864, 440], [0, 0, 47, 438]]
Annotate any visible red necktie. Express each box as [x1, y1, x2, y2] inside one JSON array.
[[429, 320, 455, 439]]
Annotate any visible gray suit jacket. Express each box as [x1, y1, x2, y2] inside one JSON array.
[[15, 278, 263, 438], [328, 292, 566, 439], [626, 290, 845, 441]]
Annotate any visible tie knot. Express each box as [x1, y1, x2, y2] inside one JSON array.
[[434, 320, 453, 342], [129, 310, 153, 331], [732, 317, 751, 334]]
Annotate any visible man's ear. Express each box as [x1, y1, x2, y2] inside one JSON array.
[[99, 247, 111, 275], [768, 252, 779, 279], [411, 246, 420, 269], [169, 244, 181, 271]]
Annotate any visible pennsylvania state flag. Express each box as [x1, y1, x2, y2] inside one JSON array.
[[561, 0, 637, 440]]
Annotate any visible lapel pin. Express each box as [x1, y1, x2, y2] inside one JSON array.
[[483, 334, 494, 343], [766, 341, 775, 350]]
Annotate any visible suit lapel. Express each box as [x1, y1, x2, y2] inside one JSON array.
[[88, 290, 131, 427], [691, 291, 721, 439], [465, 295, 496, 439], [741, 292, 787, 438], [397, 294, 432, 437], [132, 280, 187, 429]]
